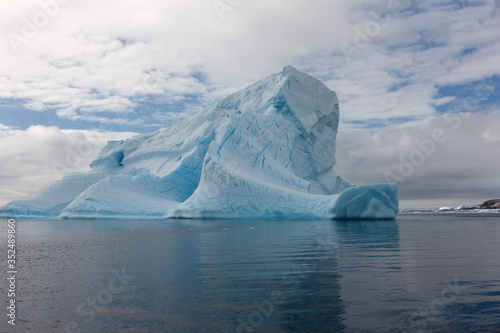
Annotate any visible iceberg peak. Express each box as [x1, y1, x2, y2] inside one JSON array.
[[0, 66, 398, 220], [280, 65, 307, 80]]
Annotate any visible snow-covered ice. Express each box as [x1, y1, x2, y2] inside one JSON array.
[[1, 66, 399, 220]]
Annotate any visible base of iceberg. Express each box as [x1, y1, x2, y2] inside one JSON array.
[[6, 182, 398, 220], [171, 183, 398, 220], [329, 184, 399, 219], [1, 66, 399, 220]]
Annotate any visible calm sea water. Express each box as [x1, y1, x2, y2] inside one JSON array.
[[2, 213, 500, 332]]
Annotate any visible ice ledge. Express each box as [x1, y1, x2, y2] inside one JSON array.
[[168, 184, 398, 220], [329, 184, 399, 219]]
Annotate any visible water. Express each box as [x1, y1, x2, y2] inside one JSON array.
[[1, 213, 500, 332]]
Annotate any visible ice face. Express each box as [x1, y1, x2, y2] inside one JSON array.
[[0, 172, 104, 218], [0, 66, 398, 220]]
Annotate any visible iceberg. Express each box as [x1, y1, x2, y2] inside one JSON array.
[[1, 66, 398, 220]]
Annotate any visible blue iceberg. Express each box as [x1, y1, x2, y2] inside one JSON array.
[[0, 66, 398, 219]]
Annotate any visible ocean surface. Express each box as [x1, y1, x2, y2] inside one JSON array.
[[2, 213, 500, 332]]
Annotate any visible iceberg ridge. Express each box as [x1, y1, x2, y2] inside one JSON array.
[[1, 66, 398, 220]]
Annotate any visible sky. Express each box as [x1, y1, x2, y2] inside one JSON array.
[[0, 0, 499, 209]]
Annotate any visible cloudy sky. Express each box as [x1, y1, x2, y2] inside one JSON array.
[[1, 0, 499, 208]]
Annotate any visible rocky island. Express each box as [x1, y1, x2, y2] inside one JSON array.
[[472, 199, 500, 209]]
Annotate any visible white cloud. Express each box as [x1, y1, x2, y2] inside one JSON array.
[[335, 109, 500, 207], [307, 0, 500, 123], [0, 0, 498, 125], [0, 124, 136, 206], [0, 0, 354, 122]]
